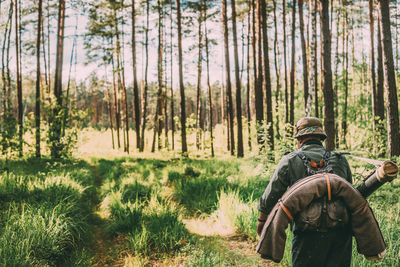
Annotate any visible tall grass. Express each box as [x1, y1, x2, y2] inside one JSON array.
[[0, 158, 96, 266]]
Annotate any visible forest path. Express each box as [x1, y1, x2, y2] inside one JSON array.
[[184, 218, 277, 267], [88, 164, 128, 267]]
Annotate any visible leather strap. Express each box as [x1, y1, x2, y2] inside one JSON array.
[[279, 200, 293, 221], [324, 173, 332, 201]]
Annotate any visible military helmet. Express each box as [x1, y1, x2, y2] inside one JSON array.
[[293, 117, 327, 140]]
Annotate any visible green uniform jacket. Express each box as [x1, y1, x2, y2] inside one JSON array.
[[258, 140, 352, 218]]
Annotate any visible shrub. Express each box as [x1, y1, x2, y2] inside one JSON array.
[[173, 177, 228, 214], [167, 170, 183, 184], [121, 181, 152, 203], [0, 202, 87, 266]]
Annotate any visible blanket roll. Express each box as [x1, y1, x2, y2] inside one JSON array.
[[256, 173, 386, 263]]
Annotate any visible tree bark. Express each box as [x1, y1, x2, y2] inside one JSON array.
[[289, 0, 296, 126], [107, 81, 115, 149], [52, 0, 66, 158], [342, 8, 349, 145], [231, 0, 244, 157], [255, 0, 264, 146], [170, 0, 175, 150], [204, 8, 214, 157], [283, 0, 289, 122], [111, 43, 121, 149], [177, 0, 187, 153], [308, 0, 317, 117], [378, 0, 400, 156], [261, 0, 274, 149], [369, 0, 377, 129], [248, 0, 253, 151], [299, 0, 309, 113], [2, 1, 12, 119], [15, 0, 23, 156], [196, 7, 203, 150], [35, 0, 42, 158], [140, 0, 150, 152], [222, 0, 235, 155], [152, 0, 164, 152], [313, 0, 319, 118], [319, 0, 335, 150], [376, 9, 385, 123], [132, 0, 140, 150]]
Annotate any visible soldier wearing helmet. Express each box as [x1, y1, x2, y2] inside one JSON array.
[[257, 117, 353, 267]]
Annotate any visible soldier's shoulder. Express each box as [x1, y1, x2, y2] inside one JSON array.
[[330, 151, 348, 160], [282, 151, 299, 159]]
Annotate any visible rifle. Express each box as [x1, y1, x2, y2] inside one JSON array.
[[340, 152, 398, 198]]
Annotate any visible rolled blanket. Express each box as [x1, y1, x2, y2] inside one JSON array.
[[256, 173, 386, 263]]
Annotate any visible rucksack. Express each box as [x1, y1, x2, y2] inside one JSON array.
[[294, 149, 349, 232], [296, 150, 333, 176]]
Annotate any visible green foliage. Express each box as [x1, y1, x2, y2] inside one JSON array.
[[0, 111, 19, 157], [173, 176, 229, 214], [0, 158, 96, 266], [43, 100, 88, 159]]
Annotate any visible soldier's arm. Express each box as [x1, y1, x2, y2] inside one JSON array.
[[343, 156, 353, 184], [258, 156, 290, 216]]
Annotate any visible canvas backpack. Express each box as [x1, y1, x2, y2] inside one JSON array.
[[294, 150, 349, 232]]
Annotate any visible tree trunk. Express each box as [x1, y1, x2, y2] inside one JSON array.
[[152, 1, 164, 152], [114, 9, 129, 153], [313, 0, 319, 118], [2, 1, 12, 119], [307, 0, 317, 117], [319, 0, 335, 150], [248, 0, 253, 151], [46, 0, 51, 94], [15, 0, 23, 156], [261, 0, 274, 149], [106, 80, 115, 149], [289, 0, 296, 126], [342, 8, 349, 145], [272, 0, 281, 139], [333, 4, 340, 147], [177, 0, 187, 153], [132, 0, 140, 150], [111, 45, 121, 149], [231, 0, 244, 157], [222, 0, 235, 155], [369, 0, 377, 130], [283, 0, 289, 122], [35, 0, 42, 158], [5, 1, 12, 110], [376, 9, 385, 123], [251, 0, 257, 119], [204, 9, 214, 157], [299, 0, 309, 113], [196, 8, 203, 150], [52, 0, 66, 158], [170, 0, 175, 150], [378, 0, 400, 156], [140, 0, 150, 152], [255, 0, 264, 146]]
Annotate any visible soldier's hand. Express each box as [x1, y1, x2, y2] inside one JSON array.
[[257, 220, 266, 236]]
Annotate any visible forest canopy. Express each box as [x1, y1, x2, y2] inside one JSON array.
[[0, 0, 399, 158]]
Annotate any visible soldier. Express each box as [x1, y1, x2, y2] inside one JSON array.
[[257, 117, 353, 267]]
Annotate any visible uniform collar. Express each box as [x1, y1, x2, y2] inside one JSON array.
[[300, 139, 323, 148]]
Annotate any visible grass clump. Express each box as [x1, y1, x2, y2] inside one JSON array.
[[212, 190, 258, 241], [103, 190, 189, 257], [0, 158, 96, 266], [173, 176, 229, 214]]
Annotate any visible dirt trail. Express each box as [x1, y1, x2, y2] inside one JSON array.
[[89, 164, 127, 267], [183, 218, 277, 267]]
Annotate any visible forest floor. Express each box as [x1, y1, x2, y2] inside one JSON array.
[[85, 158, 274, 266], [1, 130, 399, 266]]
